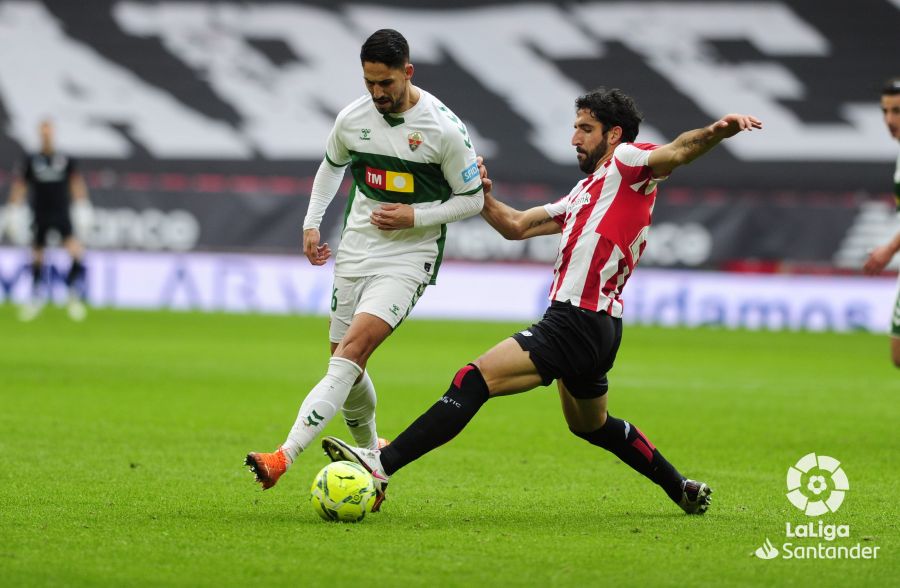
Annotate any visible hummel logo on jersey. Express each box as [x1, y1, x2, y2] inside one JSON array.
[[360, 128, 371, 140], [520, 330, 533, 337], [365, 166, 414, 193]]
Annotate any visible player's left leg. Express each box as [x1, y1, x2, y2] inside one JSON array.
[[19, 245, 46, 321], [62, 234, 87, 321], [891, 337, 900, 369], [559, 383, 710, 514]]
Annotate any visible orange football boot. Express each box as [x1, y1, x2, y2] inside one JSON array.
[[245, 447, 289, 490]]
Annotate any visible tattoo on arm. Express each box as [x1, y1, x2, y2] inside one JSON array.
[[527, 217, 553, 229]]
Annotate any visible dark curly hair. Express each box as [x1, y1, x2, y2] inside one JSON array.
[[883, 77, 900, 96], [575, 88, 643, 142], [360, 29, 409, 70]]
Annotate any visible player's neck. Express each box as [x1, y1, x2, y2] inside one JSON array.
[[396, 84, 420, 114], [592, 151, 615, 173]]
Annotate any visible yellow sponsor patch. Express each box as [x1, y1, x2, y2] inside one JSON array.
[[365, 167, 414, 193]]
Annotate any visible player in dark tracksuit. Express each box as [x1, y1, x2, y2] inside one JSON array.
[[6, 119, 90, 320]]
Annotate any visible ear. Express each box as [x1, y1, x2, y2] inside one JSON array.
[[405, 63, 414, 80], [608, 126, 624, 146]]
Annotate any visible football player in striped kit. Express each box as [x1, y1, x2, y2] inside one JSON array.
[[323, 88, 762, 515], [246, 30, 484, 493], [863, 77, 900, 366]]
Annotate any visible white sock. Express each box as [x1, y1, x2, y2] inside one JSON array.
[[282, 357, 362, 462], [342, 370, 379, 450]]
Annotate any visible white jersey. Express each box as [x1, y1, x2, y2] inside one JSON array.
[[894, 148, 900, 212], [325, 89, 482, 283], [543, 143, 665, 317]]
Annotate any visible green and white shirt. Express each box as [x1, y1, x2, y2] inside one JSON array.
[[894, 148, 900, 212], [325, 90, 482, 284]]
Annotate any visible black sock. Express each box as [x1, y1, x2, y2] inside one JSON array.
[[65, 260, 85, 291], [31, 262, 43, 296], [573, 415, 685, 502], [380, 364, 489, 476]]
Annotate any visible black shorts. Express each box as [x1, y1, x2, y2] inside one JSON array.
[[512, 300, 623, 399], [33, 215, 73, 248]]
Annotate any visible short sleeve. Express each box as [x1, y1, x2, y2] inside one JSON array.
[[440, 112, 482, 196], [543, 195, 568, 226], [324, 114, 351, 167], [67, 156, 78, 176], [614, 142, 666, 189], [614, 142, 658, 167]]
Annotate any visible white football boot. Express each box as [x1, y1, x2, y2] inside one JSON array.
[[677, 479, 712, 515], [322, 436, 390, 512]]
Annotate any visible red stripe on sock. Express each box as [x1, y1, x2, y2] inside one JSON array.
[[452, 365, 475, 389], [633, 426, 656, 451], [632, 439, 653, 463]]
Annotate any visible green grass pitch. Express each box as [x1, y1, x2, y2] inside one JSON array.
[[0, 306, 897, 586]]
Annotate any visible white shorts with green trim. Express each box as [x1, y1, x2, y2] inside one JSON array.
[[329, 273, 429, 343], [892, 273, 900, 337]]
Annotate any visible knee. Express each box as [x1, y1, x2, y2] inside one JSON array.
[[564, 407, 607, 437], [891, 344, 900, 368], [335, 334, 377, 365]]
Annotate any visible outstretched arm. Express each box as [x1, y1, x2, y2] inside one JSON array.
[[648, 114, 762, 178], [864, 232, 900, 275], [478, 157, 561, 240]]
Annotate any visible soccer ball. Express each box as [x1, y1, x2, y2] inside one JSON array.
[[310, 461, 377, 522]]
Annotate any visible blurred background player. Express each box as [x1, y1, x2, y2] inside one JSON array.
[[322, 89, 762, 515], [245, 29, 484, 489], [862, 77, 900, 366], [5, 118, 91, 321]]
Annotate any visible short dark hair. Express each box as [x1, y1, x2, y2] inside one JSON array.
[[575, 88, 643, 142], [882, 77, 900, 96], [360, 29, 409, 69]]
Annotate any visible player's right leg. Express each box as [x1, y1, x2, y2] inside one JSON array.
[[245, 315, 386, 489], [890, 281, 900, 367], [246, 275, 398, 489], [19, 243, 46, 322], [323, 336, 544, 509]]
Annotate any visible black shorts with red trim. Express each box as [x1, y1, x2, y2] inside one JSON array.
[[512, 300, 623, 399]]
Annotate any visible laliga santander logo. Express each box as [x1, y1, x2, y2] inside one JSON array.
[[786, 453, 849, 516]]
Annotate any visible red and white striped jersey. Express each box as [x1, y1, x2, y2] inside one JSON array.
[[544, 142, 665, 317]]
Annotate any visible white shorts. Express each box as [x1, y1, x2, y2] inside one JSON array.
[[329, 274, 429, 343], [892, 273, 900, 337]]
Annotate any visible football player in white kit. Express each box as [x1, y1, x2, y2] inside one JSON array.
[[863, 77, 900, 366], [322, 88, 762, 515], [246, 29, 484, 495]]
